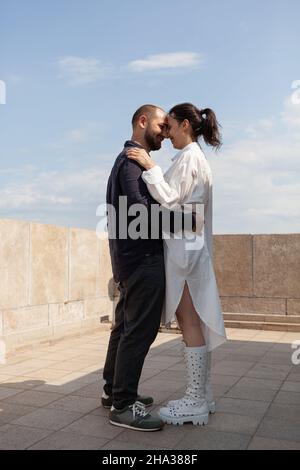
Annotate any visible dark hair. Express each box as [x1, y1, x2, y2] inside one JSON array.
[[131, 104, 164, 128], [169, 102, 222, 149]]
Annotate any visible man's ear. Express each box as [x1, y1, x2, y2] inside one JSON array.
[[138, 115, 147, 129]]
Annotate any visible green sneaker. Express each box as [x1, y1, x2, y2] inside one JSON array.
[[109, 401, 164, 431], [101, 391, 153, 409]]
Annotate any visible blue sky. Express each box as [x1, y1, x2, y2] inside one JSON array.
[[1, 0, 300, 233]]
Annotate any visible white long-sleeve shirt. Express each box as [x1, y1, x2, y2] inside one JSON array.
[[142, 141, 226, 351]]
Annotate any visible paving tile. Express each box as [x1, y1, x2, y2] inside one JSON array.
[[25, 369, 74, 381], [33, 380, 93, 395], [144, 357, 183, 370], [245, 363, 292, 381], [1, 329, 300, 450], [62, 414, 124, 439], [211, 374, 241, 386], [11, 408, 84, 431], [289, 365, 300, 375], [223, 353, 261, 363], [3, 355, 33, 365], [100, 440, 170, 450], [0, 424, 53, 450], [141, 378, 185, 393], [240, 343, 274, 353], [50, 359, 99, 372], [46, 395, 100, 414], [225, 385, 277, 402], [167, 362, 186, 372], [216, 397, 270, 418], [89, 406, 110, 418], [258, 354, 294, 366], [38, 351, 82, 361], [251, 332, 286, 341], [218, 340, 247, 350], [280, 333, 300, 342], [0, 374, 15, 382], [234, 377, 282, 391], [137, 387, 176, 405], [3, 390, 63, 407], [140, 368, 167, 383], [174, 428, 251, 450], [273, 391, 300, 406], [212, 360, 254, 376], [205, 412, 261, 435], [285, 372, 300, 383], [0, 387, 22, 400], [266, 403, 300, 423], [0, 403, 38, 425], [2, 377, 45, 390], [72, 382, 102, 398], [56, 371, 100, 385], [78, 365, 103, 374], [205, 383, 231, 398], [150, 370, 186, 383], [248, 436, 300, 450], [271, 344, 296, 353], [28, 431, 109, 450], [280, 381, 300, 393], [115, 423, 188, 449], [0, 360, 58, 376], [256, 417, 300, 442]]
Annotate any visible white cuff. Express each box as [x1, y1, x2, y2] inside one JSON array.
[[142, 165, 164, 184]]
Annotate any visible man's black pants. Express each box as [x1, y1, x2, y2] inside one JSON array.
[[103, 253, 165, 410]]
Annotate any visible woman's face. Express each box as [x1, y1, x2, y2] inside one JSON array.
[[166, 114, 190, 150]]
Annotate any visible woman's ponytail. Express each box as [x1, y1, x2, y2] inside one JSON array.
[[198, 108, 222, 149], [169, 103, 222, 150]]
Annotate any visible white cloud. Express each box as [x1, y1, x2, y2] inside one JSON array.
[[58, 56, 113, 85], [128, 52, 203, 72], [65, 128, 88, 144], [209, 96, 300, 234], [57, 52, 203, 85], [281, 96, 300, 128], [51, 122, 106, 149], [245, 117, 276, 138], [2, 92, 299, 233], [0, 164, 109, 210]]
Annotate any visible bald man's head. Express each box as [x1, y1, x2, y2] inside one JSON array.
[[131, 104, 167, 151]]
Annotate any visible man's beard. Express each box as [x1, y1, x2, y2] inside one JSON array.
[[144, 129, 162, 151]]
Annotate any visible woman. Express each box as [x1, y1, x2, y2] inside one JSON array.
[[126, 103, 227, 426]]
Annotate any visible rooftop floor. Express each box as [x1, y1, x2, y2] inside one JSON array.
[[0, 328, 300, 450]]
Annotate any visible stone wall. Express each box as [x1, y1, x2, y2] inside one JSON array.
[[214, 234, 300, 316], [0, 219, 115, 354], [1, 218, 299, 354]]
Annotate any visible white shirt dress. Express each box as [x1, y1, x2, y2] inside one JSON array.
[[142, 142, 227, 352]]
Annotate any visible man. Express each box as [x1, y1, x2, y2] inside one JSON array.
[[102, 104, 167, 431]]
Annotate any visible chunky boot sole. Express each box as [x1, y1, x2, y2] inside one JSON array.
[[159, 411, 209, 426]]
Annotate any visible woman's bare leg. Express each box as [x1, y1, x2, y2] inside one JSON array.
[[159, 282, 209, 425], [175, 282, 205, 346]]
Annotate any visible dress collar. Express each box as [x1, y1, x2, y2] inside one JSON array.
[[171, 142, 200, 161]]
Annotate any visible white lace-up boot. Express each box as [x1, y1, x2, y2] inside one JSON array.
[[167, 346, 215, 414], [159, 345, 209, 426], [205, 351, 216, 414]]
